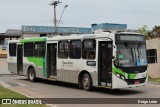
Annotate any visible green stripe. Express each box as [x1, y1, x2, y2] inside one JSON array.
[[21, 38, 47, 77], [113, 67, 137, 79], [27, 57, 43, 66], [112, 67, 125, 76], [27, 57, 47, 77], [128, 74, 137, 79], [20, 38, 47, 43]]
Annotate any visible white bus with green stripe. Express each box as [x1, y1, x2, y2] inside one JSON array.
[[8, 32, 148, 91]]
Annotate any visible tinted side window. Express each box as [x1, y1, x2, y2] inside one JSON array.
[[24, 43, 34, 57], [9, 43, 17, 56], [58, 41, 68, 58], [70, 40, 81, 59], [147, 49, 157, 64], [34, 42, 45, 57], [82, 39, 96, 59]]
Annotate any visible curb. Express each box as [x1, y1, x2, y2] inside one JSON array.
[[148, 81, 160, 85], [0, 73, 13, 75]]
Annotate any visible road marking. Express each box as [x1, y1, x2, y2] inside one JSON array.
[[17, 82, 25, 86]]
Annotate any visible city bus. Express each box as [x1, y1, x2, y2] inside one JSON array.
[[7, 32, 148, 91]]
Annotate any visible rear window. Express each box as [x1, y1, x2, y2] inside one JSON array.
[[9, 43, 17, 56]]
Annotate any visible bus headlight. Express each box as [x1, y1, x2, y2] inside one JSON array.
[[116, 73, 125, 80], [121, 75, 125, 80], [116, 73, 120, 78]]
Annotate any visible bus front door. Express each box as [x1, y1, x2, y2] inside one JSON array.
[[99, 41, 113, 87], [17, 44, 23, 74], [47, 44, 57, 78]]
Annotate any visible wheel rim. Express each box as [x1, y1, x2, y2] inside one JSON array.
[[83, 76, 89, 88], [30, 71, 34, 80]]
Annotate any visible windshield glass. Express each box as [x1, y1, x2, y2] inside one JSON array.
[[114, 43, 147, 67]]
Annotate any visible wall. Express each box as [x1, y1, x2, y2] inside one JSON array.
[[146, 38, 160, 78], [23, 34, 40, 38], [0, 58, 10, 74], [0, 38, 7, 58]]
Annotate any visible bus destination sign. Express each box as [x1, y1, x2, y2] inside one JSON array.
[[117, 35, 144, 42]]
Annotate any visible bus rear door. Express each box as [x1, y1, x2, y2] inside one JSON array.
[[17, 44, 23, 74], [47, 43, 57, 78]]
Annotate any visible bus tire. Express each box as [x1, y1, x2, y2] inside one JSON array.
[[28, 68, 36, 82], [82, 73, 92, 91]]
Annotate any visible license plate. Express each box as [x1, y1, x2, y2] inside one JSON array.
[[134, 81, 140, 84]]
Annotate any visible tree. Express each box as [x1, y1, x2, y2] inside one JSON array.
[[148, 26, 160, 39], [138, 25, 150, 39]]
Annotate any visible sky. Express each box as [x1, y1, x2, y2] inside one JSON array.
[[0, 0, 160, 32]]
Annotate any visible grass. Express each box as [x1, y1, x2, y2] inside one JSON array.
[[0, 86, 27, 98], [0, 86, 49, 107], [148, 76, 160, 83]]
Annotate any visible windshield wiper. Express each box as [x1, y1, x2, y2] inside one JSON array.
[[130, 46, 135, 62], [124, 42, 131, 55], [137, 43, 142, 59], [124, 42, 134, 62]]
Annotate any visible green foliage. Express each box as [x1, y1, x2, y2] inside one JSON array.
[[138, 25, 148, 35], [0, 86, 48, 107], [138, 25, 150, 39], [148, 26, 160, 39], [148, 76, 160, 82]]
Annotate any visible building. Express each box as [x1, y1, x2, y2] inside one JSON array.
[[0, 23, 127, 57], [22, 26, 92, 38], [0, 29, 22, 57], [146, 38, 160, 78], [22, 23, 127, 38], [92, 23, 127, 33]]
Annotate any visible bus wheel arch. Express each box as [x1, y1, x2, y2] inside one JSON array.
[[27, 66, 36, 82], [78, 70, 93, 91]]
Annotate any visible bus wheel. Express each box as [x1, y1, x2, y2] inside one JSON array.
[[82, 73, 92, 91], [28, 68, 36, 82]]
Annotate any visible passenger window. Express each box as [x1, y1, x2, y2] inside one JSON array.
[[70, 40, 81, 59], [82, 39, 96, 59], [58, 41, 69, 58], [24, 43, 34, 57], [34, 42, 45, 57]]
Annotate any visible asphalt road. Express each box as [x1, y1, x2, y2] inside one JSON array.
[[0, 74, 160, 107]]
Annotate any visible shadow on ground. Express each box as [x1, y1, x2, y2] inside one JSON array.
[[17, 77, 144, 96]]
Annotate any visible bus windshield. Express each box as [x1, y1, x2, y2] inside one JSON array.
[[115, 43, 147, 67]]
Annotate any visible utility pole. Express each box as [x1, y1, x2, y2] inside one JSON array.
[[50, 0, 61, 36]]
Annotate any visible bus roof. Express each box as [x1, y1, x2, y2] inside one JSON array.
[[116, 32, 142, 35], [9, 33, 115, 43], [47, 33, 114, 41]]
